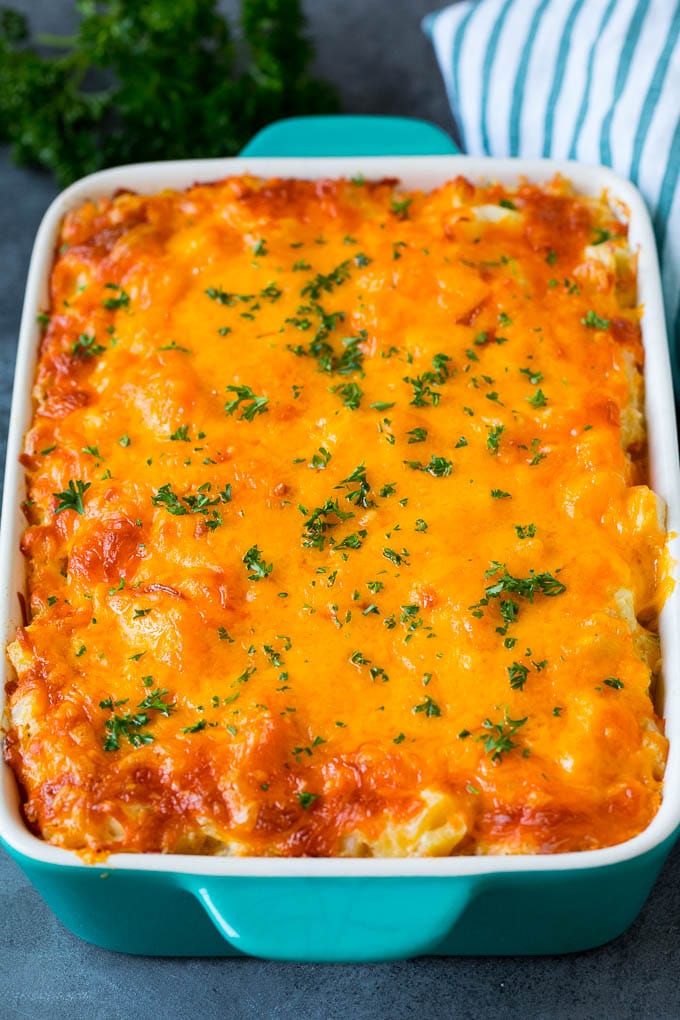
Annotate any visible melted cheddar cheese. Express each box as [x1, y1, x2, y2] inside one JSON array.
[[5, 174, 668, 857]]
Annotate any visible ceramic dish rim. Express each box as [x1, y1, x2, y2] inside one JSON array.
[[1, 153, 679, 878]]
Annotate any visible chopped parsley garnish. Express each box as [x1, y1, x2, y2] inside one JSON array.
[[515, 523, 537, 539], [137, 687, 176, 716], [486, 424, 505, 454], [383, 547, 410, 567], [102, 283, 130, 310], [100, 693, 168, 751], [300, 498, 354, 550], [308, 446, 332, 470], [72, 332, 106, 357], [151, 481, 231, 529], [336, 463, 373, 508], [296, 791, 320, 810], [242, 545, 273, 581], [224, 384, 269, 421], [507, 662, 529, 690], [490, 489, 511, 499], [205, 287, 254, 306], [391, 196, 413, 220], [519, 366, 543, 385], [302, 260, 352, 300], [169, 425, 190, 442], [406, 427, 427, 444], [404, 353, 451, 407], [331, 381, 363, 409], [485, 562, 566, 601], [403, 455, 453, 478], [603, 676, 624, 689], [158, 341, 192, 353], [413, 695, 441, 718], [592, 228, 613, 245], [182, 719, 207, 734], [334, 530, 367, 551], [53, 479, 90, 515], [582, 309, 610, 330], [527, 388, 547, 408], [260, 283, 282, 302], [529, 438, 547, 466], [477, 709, 528, 763]]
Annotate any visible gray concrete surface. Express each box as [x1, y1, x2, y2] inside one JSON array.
[[2, 3, 680, 1018]]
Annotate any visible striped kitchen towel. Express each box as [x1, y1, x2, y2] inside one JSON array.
[[425, 0, 680, 387]]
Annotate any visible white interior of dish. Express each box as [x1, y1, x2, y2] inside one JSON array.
[[2, 155, 679, 877]]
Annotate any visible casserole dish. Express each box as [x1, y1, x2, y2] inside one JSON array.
[[2, 117, 680, 961]]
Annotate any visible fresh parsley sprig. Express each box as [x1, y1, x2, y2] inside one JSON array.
[[225, 384, 269, 421], [53, 478, 90, 515], [0, 1, 339, 186]]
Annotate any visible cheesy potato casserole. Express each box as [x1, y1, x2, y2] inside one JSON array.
[[4, 174, 668, 857]]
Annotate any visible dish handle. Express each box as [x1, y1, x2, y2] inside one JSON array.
[[239, 114, 459, 158], [186, 876, 478, 962]]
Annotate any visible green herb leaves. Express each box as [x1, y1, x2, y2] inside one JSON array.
[[53, 479, 90, 515], [403, 455, 453, 478], [225, 384, 269, 421], [102, 711, 154, 751], [470, 562, 566, 638], [477, 709, 528, 763], [515, 523, 537, 539], [507, 662, 529, 690], [100, 687, 175, 751], [0, 4, 339, 187], [296, 791, 320, 810], [484, 562, 566, 602], [404, 353, 452, 407], [151, 482, 231, 529], [336, 464, 373, 508], [302, 260, 352, 300], [243, 544, 273, 581], [72, 333, 106, 358], [300, 498, 354, 550], [582, 309, 610, 330], [391, 196, 413, 220], [486, 424, 505, 454], [331, 381, 363, 409], [102, 283, 130, 310], [206, 287, 253, 306], [137, 687, 176, 716], [413, 695, 441, 717]]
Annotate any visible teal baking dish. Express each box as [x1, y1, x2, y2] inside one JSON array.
[[2, 116, 680, 962]]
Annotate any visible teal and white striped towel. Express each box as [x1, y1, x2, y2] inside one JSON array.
[[425, 0, 680, 387]]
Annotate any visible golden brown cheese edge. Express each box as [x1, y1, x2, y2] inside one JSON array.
[[4, 174, 668, 858]]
